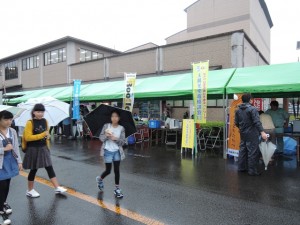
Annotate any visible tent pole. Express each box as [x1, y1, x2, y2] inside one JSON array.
[[223, 94, 228, 159]]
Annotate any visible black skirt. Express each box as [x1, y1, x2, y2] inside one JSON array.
[[23, 146, 53, 170]]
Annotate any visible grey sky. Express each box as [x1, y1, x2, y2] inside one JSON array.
[[0, 0, 299, 64]]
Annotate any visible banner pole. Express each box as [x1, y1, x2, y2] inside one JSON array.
[[192, 63, 195, 155]]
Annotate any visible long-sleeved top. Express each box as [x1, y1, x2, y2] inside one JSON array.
[[235, 103, 264, 141], [99, 123, 126, 160], [23, 119, 50, 148], [0, 128, 22, 169]]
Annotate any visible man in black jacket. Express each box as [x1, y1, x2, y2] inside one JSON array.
[[235, 94, 268, 176]]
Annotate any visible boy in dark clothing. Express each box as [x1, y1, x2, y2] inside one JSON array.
[[235, 93, 268, 176]]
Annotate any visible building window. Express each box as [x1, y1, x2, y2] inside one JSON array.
[[22, 55, 39, 71], [4, 61, 18, 80], [80, 48, 103, 62], [44, 48, 66, 66]]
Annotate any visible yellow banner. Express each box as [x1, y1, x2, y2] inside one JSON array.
[[192, 61, 209, 123], [123, 73, 136, 112], [227, 94, 243, 157], [181, 119, 195, 149]]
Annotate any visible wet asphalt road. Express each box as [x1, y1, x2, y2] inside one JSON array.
[[6, 137, 300, 225]]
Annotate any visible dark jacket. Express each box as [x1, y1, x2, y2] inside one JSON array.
[[235, 103, 264, 140]]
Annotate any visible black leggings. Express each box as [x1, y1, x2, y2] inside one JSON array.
[[28, 166, 56, 181], [101, 161, 120, 185], [0, 179, 11, 210]]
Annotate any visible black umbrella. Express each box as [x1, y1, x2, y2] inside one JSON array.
[[84, 104, 137, 138]]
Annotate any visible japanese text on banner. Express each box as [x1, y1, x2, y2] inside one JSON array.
[[227, 94, 243, 157], [181, 119, 195, 149], [123, 73, 136, 112], [192, 61, 209, 123], [72, 80, 81, 120]]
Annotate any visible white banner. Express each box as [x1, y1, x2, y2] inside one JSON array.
[[123, 73, 136, 112]]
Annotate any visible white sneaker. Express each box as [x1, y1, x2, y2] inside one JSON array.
[[0, 211, 11, 225], [55, 186, 67, 194], [3, 203, 12, 214], [26, 189, 40, 198]]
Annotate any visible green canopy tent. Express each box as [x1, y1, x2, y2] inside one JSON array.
[[225, 62, 300, 159], [226, 62, 300, 97], [134, 68, 236, 100], [8, 68, 236, 104], [80, 81, 124, 102]]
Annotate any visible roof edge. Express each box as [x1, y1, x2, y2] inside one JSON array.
[[0, 36, 122, 63], [184, 0, 201, 12], [259, 0, 273, 28]]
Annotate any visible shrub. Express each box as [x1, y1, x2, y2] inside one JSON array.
[[199, 121, 225, 128]]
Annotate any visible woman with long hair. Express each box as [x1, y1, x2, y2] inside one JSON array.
[[0, 110, 23, 225], [23, 104, 67, 198]]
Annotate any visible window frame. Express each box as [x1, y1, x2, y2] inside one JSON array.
[[22, 55, 40, 71], [44, 47, 66, 66], [80, 48, 103, 62], [4, 60, 18, 80]]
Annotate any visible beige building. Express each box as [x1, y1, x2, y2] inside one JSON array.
[[0, 37, 120, 91], [166, 0, 272, 63]]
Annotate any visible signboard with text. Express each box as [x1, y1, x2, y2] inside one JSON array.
[[227, 94, 243, 157], [181, 119, 195, 149], [253, 98, 263, 111], [123, 73, 136, 112], [72, 80, 81, 120], [192, 61, 209, 123]]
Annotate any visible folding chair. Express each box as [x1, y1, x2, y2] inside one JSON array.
[[197, 128, 208, 151], [206, 127, 222, 150]]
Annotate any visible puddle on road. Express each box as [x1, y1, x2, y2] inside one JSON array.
[[127, 153, 151, 158], [57, 155, 72, 160]]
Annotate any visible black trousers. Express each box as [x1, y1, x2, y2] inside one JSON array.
[[0, 179, 11, 210], [101, 161, 120, 185], [238, 138, 260, 174]]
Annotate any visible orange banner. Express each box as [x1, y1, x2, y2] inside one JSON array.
[[227, 94, 243, 157]]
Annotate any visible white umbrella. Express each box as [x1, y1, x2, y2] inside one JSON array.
[[15, 96, 70, 127], [259, 140, 277, 170], [0, 105, 26, 118]]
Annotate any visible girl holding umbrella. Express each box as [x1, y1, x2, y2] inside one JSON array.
[[23, 104, 67, 198], [96, 110, 126, 198]]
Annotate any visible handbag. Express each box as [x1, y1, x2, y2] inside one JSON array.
[[21, 120, 32, 153]]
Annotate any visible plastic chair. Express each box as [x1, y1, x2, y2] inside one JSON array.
[[141, 127, 150, 141], [134, 129, 144, 143]]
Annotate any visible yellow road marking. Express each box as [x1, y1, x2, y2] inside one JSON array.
[[20, 171, 164, 225]]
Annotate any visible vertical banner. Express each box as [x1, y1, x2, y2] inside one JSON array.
[[192, 61, 209, 123], [253, 98, 263, 111], [227, 94, 243, 157], [181, 119, 195, 149], [72, 80, 81, 120], [123, 73, 136, 112]]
